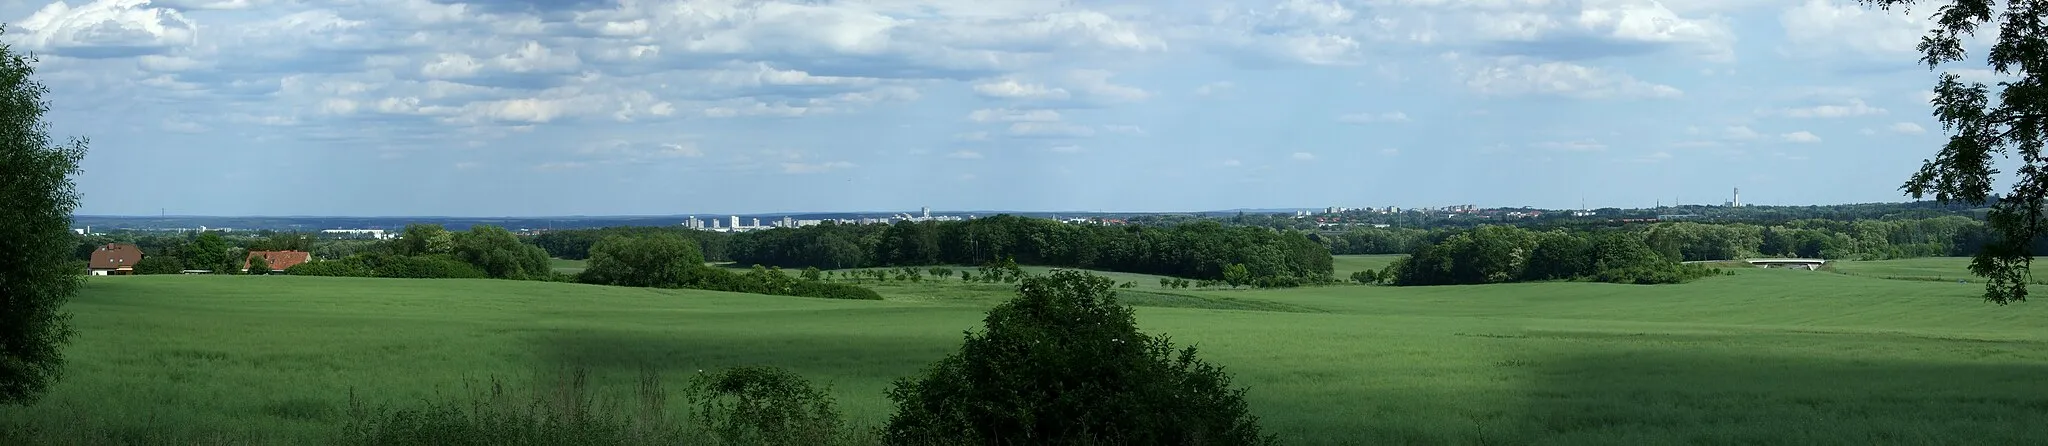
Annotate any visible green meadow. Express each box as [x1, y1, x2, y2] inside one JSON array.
[[5, 258, 2047, 444]]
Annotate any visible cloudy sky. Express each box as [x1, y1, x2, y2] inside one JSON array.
[[2, 0, 2014, 216]]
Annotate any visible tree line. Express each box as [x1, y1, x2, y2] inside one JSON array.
[[1371, 225, 1725, 286], [532, 215, 1337, 286], [1325, 216, 1998, 262]]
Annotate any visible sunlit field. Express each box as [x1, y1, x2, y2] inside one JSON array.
[[5, 268, 2046, 444]]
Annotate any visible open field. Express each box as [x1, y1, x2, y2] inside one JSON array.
[[1334, 254, 1402, 277], [1829, 256, 2048, 284], [5, 269, 2047, 444], [549, 257, 588, 273]]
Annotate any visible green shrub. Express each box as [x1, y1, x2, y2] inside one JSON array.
[[134, 256, 185, 275], [367, 254, 488, 279], [684, 366, 848, 446], [579, 234, 704, 288], [285, 258, 375, 277], [883, 270, 1275, 445]]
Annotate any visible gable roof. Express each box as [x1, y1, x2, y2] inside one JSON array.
[[89, 243, 143, 270], [246, 251, 312, 271]]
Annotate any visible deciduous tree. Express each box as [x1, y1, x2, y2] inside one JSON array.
[[0, 30, 88, 406], [1866, 0, 2048, 303]]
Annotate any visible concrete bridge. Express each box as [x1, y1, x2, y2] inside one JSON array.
[[1745, 258, 1828, 270]]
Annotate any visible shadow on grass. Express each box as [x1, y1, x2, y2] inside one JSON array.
[[1503, 347, 2048, 445]]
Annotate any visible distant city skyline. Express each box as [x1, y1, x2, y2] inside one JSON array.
[[5, 1, 2005, 216]]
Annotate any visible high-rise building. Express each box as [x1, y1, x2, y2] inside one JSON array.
[[730, 216, 740, 228], [922, 206, 930, 219]]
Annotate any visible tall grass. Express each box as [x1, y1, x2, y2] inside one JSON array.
[[338, 366, 881, 446]]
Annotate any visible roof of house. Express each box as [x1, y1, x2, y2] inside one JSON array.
[[246, 250, 312, 271], [89, 243, 143, 270]]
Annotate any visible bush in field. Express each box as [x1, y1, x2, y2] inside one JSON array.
[[134, 256, 185, 275], [451, 225, 551, 280], [883, 269, 1275, 445], [580, 234, 703, 288], [684, 366, 848, 446], [367, 254, 489, 279], [285, 258, 375, 277]]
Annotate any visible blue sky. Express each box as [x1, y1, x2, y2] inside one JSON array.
[[3, 0, 2022, 216]]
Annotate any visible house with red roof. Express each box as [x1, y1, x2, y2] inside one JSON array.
[[89, 243, 143, 276], [245, 251, 312, 273]]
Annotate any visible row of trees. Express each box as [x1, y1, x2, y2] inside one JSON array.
[[1378, 225, 1724, 286], [577, 233, 880, 300], [727, 216, 1335, 284], [1325, 216, 1998, 262], [530, 216, 1337, 286], [285, 224, 555, 280]]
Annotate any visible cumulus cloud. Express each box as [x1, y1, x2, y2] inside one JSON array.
[[1007, 121, 1096, 138], [13, 0, 199, 58], [1778, 0, 1932, 60]]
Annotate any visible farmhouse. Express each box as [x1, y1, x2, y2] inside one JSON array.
[[89, 243, 144, 275], [245, 250, 312, 272]]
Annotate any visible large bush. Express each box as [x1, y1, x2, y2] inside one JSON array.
[[452, 225, 551, 280], [883, 270, 1274, 445], [133, 256, 185, 275], [285, 258, 375, 277], [579, 234, 703, 288]]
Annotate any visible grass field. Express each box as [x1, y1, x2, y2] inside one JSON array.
[[5, 267, 2047, 444], [1828, 256, 2048, 285], [1334, 254, 1401, 278], [549, 258, 587, 273]]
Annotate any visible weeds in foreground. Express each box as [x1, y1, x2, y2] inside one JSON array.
[[337, 366, 877, 446]]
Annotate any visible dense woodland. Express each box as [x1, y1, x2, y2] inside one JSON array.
[[1373, 225, 1724, 286], [535, 215, 1336, 286]]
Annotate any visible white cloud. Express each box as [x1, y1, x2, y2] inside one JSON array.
[[1778, 0, 1932, 60], [1007, 121, 1096, 138], [1221, 159, 1242, 167], [1771, 98, 1886, 118], [1049, 145, 1083, 153], [966, 108, 1061, 122], [1290, 152, 1316, 160], [1886, 122, 1927, 135], [12, 0, 199, 58], [1066, 70, 1151, 102], [1337, 112, 1410, 124], [944, 150, 984, 159], [1781, 131, 1823, 143], [1722, 125, 1761, 140], [1460, 57, 1683, 100], [973, 78, 1071, 100]]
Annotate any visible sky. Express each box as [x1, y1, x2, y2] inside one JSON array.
[[2, 0, 2024, 217]]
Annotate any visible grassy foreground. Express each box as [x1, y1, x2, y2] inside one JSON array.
[[4, 268, 2047, 444]]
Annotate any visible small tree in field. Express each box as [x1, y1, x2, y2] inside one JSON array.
[[1222, 263, 1251, 289], [800, 267, 823, 282], [883, 269, 1275, 445]]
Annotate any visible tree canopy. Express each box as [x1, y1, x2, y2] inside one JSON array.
[[0, 29, 88, 406], [1865, 0, 2047, 304]]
